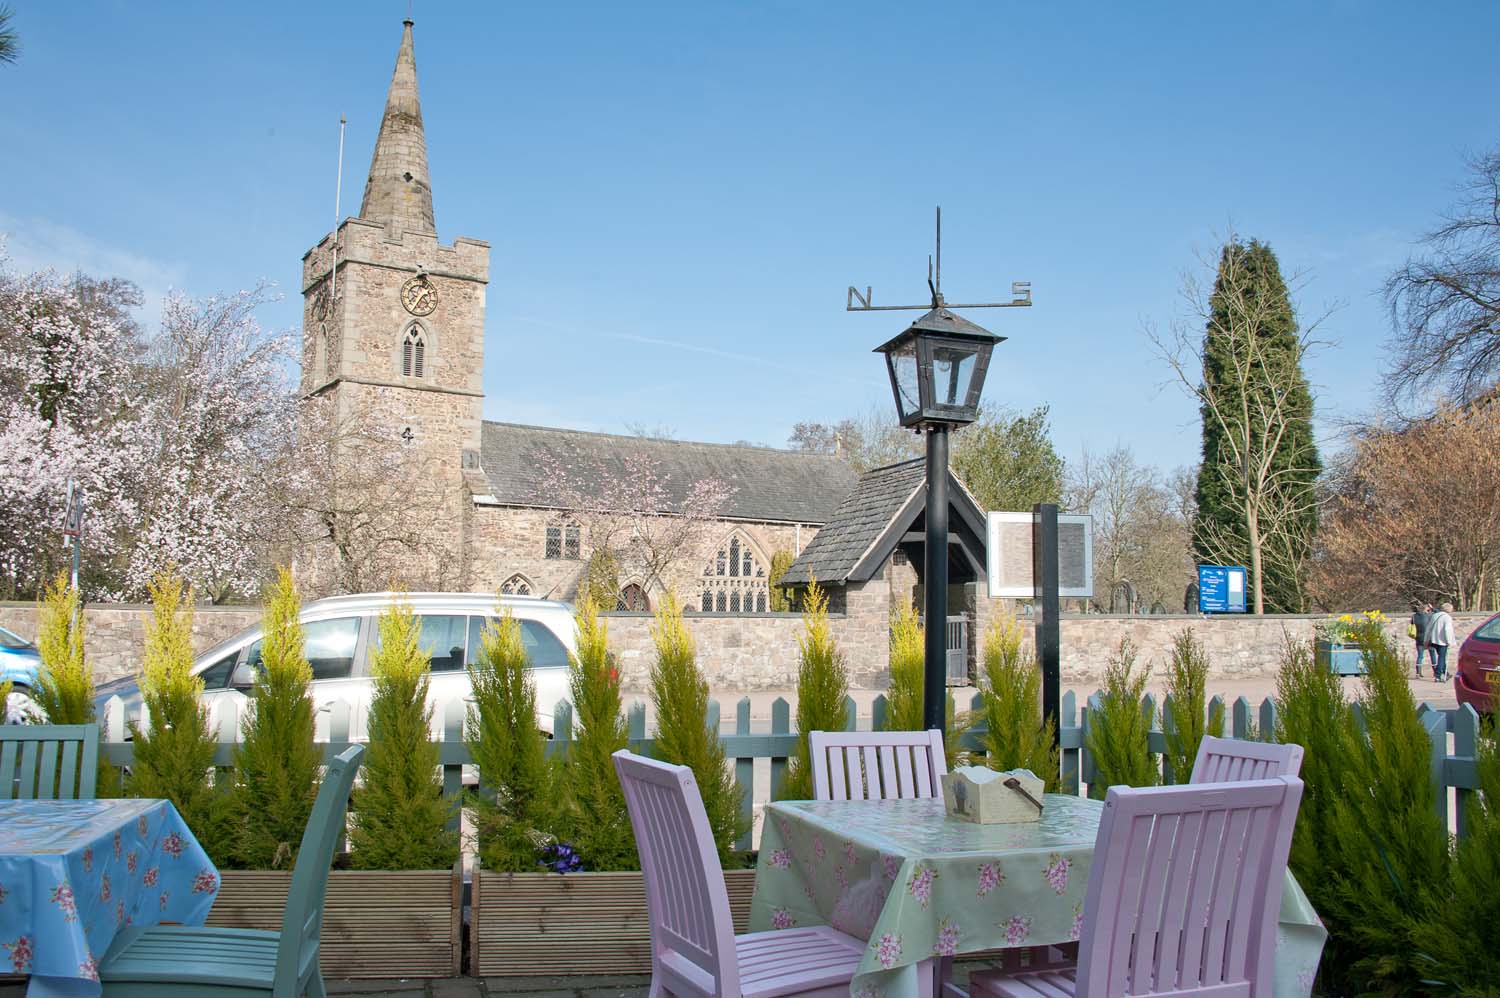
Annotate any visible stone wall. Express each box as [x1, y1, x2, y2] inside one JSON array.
[[0, 603, 264, 685], [1, 600, 1487, 691]]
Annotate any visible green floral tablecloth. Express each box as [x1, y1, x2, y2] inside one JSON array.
[[750, 795, 1324, 998]]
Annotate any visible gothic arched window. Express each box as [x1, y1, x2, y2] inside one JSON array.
[[616, 583, 650, 612], [500, 573, 533, 596], [700, 533, 769, 613], [402, 325, 427, 378]]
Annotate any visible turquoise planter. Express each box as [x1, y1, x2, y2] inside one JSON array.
[[1316, 640, 1366, 676]]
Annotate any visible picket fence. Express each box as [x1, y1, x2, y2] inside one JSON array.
[[98, 689, 1486, 851]]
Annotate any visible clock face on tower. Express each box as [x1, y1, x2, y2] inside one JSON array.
[[400, 274, 438, 316]]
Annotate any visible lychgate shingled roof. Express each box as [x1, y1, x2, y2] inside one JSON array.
[[477, 422, 860, 525], [779, 458, 987, 586]]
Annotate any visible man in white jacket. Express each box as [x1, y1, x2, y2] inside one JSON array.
[[1427, 602, 1457, 682]]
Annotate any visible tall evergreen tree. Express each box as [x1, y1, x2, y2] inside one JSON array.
[[1192, 239, 1320, 613], [232, 567, 321, 869]]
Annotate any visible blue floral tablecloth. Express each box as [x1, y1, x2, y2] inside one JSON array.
[[0, 798, 219, 996], [750, 795, 1325, 998]]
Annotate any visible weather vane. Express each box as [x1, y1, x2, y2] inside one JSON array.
[[847, 207, 1032, 312]]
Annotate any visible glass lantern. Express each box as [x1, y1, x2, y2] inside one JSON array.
[[873, 306, 1003, 428]]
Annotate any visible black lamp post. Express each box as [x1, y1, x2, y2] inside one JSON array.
[[850, 208, 1030, 733], [874, 308, 1002, 732]]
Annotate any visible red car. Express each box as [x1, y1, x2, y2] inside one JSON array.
[[1455, 611, 1500, 714]]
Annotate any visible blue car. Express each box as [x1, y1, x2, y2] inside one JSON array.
[[1, 624, 42, 723]]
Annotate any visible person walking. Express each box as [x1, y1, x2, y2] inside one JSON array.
[[1427, 601, 1457, 682], [1410, 602, 1432, 677]]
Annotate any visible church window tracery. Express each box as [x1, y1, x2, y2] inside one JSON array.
[[616, 583, 650, 612], [402, 325, 426, 378], [500, 574, 533, 596], [699, 532, 769, 613]]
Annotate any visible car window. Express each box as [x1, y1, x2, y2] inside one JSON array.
[[0, 626, 29, 649], [198, 650, 240, 690], [1472, 616, 1500, 642], [464, 616, 570, 669], [418, 614, 469, 672], [246, 617, 361, 681], [521, 620, 570, 669]]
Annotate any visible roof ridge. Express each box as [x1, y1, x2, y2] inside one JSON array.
[[481, 419, 851, 459]]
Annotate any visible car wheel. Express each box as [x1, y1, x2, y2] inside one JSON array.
[[4, 685, 43, 724]]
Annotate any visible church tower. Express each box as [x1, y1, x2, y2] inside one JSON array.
[[300, 19, 490, 590]]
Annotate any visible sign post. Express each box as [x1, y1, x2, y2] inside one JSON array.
[[986, 509, 1093, 752], [1196, 565, 1247, 614], [1032, 504, 1062, 749]]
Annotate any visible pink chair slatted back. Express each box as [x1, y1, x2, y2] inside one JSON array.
[[1190, 736, 1303, 784], [613, 750, 739, 998], [1074, 777, 1303, 998], [808, 729, 947, 802]]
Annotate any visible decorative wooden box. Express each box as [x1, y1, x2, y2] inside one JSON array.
[[941, 766, 1045, 824]]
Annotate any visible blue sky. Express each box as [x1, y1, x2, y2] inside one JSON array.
[[5, 2, 1498, 475]]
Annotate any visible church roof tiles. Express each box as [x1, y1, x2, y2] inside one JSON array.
[[477, 422, 860, 525]]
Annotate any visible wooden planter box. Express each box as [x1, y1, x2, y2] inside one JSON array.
[[471, 863, 758, 976], [208, 862, 462, 979], [1316, 640, 1366, 676]]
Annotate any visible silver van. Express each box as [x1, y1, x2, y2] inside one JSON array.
[[94, 592, 577, 740]]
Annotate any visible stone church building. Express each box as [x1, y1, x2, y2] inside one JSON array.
[[296, 20, 993, 671]]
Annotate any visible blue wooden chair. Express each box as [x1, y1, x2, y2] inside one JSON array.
[[0, 723, 99, 800], [97, 745, 365, 998]]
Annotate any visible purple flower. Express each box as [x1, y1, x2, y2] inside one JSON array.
[[538, 842, 584, 874], [1003, 915, 1031, 946], [933, 918, 960, 957], [875, 932, 903, 969], [1043, 854, 1070, 895], [770, 907, 794, 930], [907, 864, 937, 909], [768, 849, 792, 870], [977, 862, 1002, 896]]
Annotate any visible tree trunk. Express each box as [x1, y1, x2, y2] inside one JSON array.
[[1246, 504, 1265, 615]]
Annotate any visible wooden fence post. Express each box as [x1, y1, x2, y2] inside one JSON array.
[[1259, 698, 1278, 743], [1161, 695, 1179, 785], [1232, 697, 1252, 740], [1453, 704, 1480, 838], [550, 701, 573, 761], [1422, 709, 1449, 828], [843, 695, 858, 732], [871, 694, 889, 733], [1060, 690, 1079, 795], [769, 697, 790, 801], [735, 698, 754, 852]]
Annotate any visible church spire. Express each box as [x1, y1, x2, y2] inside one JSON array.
[[360, 19, 436, 234]]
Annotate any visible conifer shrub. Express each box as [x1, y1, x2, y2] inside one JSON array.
[[34, 572, 94, 725], [348, 599, 457, 870], [561, 597, 636, 871], [1413, 688, 1500, 993], [0, 679, 10, 722], [768, 549, 795, 611], [128, 571, 232, 859], [779, 580, 850, 801], [881, 599, 966, 766], [1084, 638, 1157, 798], [1161, 629, 1224, 783], [580, 549, 621, 612], [232, 567, 321, 869], [1318, 622, 1449, 994], [650, 593, 745, 867], [1274, 635, 1353, 977], [467, 610, 557, 872], [977, 611, 1058, 790], [884, 600, 925, 733]]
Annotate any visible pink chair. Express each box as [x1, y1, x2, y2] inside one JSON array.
[[808, 729, 947, 801], [1191, 735, 1303, 783], [969, 776, 1304, 998], [613, 750, 867, 998]]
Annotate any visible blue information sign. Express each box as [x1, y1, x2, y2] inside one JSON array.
[[1198, 565, 1247, 614]]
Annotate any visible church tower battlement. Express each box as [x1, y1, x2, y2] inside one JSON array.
[[298, 19, 490, 590]]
